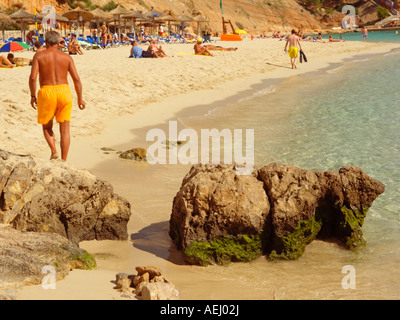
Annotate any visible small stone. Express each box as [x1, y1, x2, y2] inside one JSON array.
[[114, 273, 131, 292], [134, 281, 147, 295], [119, 148, 148, 161], [141, 282, 179, 300], [135, 265, 162, 278], [139, 272, 150, 283]]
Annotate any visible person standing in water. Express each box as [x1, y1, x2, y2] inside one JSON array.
[[362, 26, 368, 42]]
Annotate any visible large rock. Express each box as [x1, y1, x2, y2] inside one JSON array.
[[0, 150, 131, 245], [258, 164, 385, 259], [169, 164, 270, 265], [169, 163, 385, 264]]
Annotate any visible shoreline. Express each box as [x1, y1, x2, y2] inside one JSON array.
[[8, 39, 400, 300]]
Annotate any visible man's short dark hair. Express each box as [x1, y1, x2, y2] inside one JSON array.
[[45, 31, 60, 46], [291, 29, 296, 34]]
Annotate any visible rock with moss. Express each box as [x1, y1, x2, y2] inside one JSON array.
[[170, 163, 385, 264], [0, 225, 96, 291], [183, 233, 264, 266], [259, 164, 385, 257], [119, 148, 149, 161], [169, 164, 270, 264]]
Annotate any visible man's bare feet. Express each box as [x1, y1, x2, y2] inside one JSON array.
[[50, 152, 59, 160]]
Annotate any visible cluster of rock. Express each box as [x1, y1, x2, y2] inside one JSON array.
[[0, 149, 131, 289], [114, 266, 178, 300], [0, 150, 131, 245], [169, 163, 385, 265]]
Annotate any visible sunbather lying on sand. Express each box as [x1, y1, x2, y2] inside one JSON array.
[[329, 35, 345, 42], [0, 54, 16, 68], [205, 44, 238, 51]]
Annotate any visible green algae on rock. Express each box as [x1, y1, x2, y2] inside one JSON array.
[[119, 148, 149, 161], [170, 163, 385, 265], [183, 233, 264, 266], [337, 205, 369, 249], [268, 217, 322, 261]]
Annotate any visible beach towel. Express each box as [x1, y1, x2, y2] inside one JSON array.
[[0, 66, 21, 69], [300, 50, 308, 63]]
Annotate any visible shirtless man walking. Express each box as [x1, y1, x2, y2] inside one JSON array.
[[29, 31, 86, 161], [284, 29, 302, 69]]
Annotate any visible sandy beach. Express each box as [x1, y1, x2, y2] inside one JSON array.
[[1, 37, 400, 300]]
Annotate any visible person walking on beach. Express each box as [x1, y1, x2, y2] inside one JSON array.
[[362, 26, 368, 42], [29, 31, 86, 161], [284, 29, 302, 69]]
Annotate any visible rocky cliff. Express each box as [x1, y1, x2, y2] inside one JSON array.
[[0, 0, 384, 33]]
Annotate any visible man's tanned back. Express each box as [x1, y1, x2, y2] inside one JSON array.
[[35, 50, 71, 87]]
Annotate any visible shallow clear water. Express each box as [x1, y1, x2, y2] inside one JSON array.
[[325, 30, 400, 42], [178, 48, 400, 298]]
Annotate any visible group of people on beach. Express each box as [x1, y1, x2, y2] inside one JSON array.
[[0, 23, 370, 162], [129, 39, 169, 58]]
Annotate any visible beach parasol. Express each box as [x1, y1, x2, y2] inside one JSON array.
[[143, 9, 165, 35], [91, 8, 112, 33], [155, 14, 180, 35], [0, 41, 31, 52], [121, 11, 148, 36], [144, 9, 165, 18], [9, 9, 35, 40], [0, 12, 11, 41], [62, 7, 94, 37], [176, 13, 193, 34], [193, 16, 209, 36], [177, 13, 194, 22], [109, 6, 131, 41]]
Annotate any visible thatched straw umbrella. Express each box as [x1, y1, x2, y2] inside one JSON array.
[[62, 7, 94, 37], [155, 14, 181, 36], [0, 12, 11, 41], [121, 11, 148, 36], [193, 15, 209, 36], [90, 8, 112, 38], [109, 6, 131, 40], [144, 8, 165, 35], [176, 13, 194, 34], [9, 9, 35, 40]]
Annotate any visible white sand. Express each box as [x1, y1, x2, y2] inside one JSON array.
[[2, 37, 399, 300]]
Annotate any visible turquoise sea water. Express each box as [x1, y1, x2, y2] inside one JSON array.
[[178, 42, 400, 298], [326, 29, 400, 42]]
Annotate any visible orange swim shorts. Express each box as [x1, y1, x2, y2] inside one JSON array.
[[37, 84, 73, 124]]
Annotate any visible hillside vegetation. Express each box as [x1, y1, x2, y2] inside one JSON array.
[[0, 0, 387, 33]]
